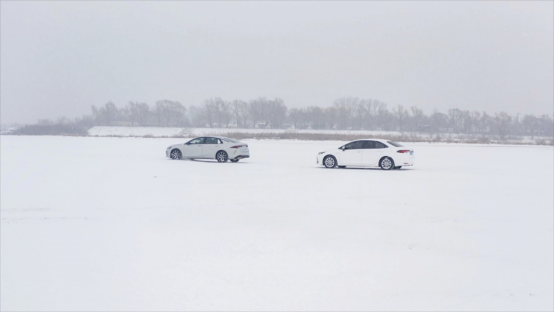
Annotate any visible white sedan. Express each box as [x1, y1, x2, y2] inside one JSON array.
[[316, 139, 414, 170], [166, 136, 250, 162]]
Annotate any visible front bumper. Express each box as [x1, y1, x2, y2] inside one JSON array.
[[316, 153, 326, 165]]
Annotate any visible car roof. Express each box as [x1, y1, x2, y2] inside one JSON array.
[[350, 139, 390, 142], [196, 136, 240, 141], [195, 136, 225, 138]]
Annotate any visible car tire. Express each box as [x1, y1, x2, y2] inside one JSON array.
[[170, 149, 182, 160], [379, 157, 394, 170], [323, 155, 337, 168], [216, 150, 228, 162], [230, 159, 239, 163]]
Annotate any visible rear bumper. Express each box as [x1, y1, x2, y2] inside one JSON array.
[[231, 148, 250, 160], [232, 155, 250, 160], [394, 155, 415, 167]]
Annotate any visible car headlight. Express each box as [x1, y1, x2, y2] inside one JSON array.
[[318, 152, 325, 155]]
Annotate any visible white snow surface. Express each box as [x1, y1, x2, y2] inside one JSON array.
[[1, 136, 553, 311]]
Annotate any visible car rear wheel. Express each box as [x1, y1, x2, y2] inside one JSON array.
[[170, 149, 182, 160], [216, 151, 228, 162], [323, 155, 337, 168], [380, 157, 394, 170]]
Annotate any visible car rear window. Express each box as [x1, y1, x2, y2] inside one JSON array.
[[387, 141, 404, 147], [222, 137, 240, 143]]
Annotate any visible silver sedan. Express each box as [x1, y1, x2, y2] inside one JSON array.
[[166, 136, 250, 162]]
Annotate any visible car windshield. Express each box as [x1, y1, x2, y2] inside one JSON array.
[[387, 141, 404, 147], [221, 137, 240, 143]]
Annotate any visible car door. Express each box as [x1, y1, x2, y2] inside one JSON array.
[[361, 140, 387, 166], [202, 137, 223, 159], [339, 141, 364, 166], [361, 140, 378, 166], [183, 137, 205, 158]]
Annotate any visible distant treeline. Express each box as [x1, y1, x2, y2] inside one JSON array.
[[16, 97, 554, 139]]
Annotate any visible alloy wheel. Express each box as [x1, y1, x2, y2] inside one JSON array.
[[380, 157, 393, 170], [170, 149, 182, 160], [324, 156, 336, 168], [216, 151, 228, 162]]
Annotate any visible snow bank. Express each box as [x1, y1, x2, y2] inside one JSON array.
[[88, 126, 189, 137], [87, 126, 550, 145], [88, 126, 403, 137]]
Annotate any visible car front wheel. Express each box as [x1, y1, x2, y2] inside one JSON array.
[[170, 149, 182, 160], [380, 157, 394, 170], [323, 155, 337, 168], [216, 151, 228, 162]]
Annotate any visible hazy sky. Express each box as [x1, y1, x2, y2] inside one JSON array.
[[1, 1, 553, 124]]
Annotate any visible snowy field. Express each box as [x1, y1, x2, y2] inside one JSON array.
[[1, 136, 553, 311]]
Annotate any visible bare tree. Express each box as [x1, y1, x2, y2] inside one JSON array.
[[392, 105, 407, 132], [334, 97, 359, 129], [268, 98, 287, 128], [92, 101, 119, 126], [410, 106, 423, 132], [231, 100, 248, 128], [127, 102, 139, 126], [494, 112, 511, 139], [136, 103, 150, 126]]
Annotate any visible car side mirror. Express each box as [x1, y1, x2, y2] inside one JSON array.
[[340, 146, 345, 151]]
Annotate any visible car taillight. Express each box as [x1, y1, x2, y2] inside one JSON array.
[[397, 150, 411, 153], [230, 145, 245, 148]]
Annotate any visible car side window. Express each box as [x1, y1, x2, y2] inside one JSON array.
[[362, 141, 375, 149], [205, 137, 219, 145], [188, 138, 205, 145], [344, 141, 363, 150], [375, 142, 388, 149]]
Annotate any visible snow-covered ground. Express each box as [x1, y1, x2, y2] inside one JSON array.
[[1, 136, 553, 311]]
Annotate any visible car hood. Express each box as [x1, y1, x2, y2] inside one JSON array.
[[319, 148, 341, 155]]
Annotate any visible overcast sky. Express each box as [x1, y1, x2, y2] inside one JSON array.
[[1, 1, 553, 124]]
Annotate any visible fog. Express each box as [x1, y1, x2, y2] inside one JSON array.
[[1, 1, 553, 124]]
